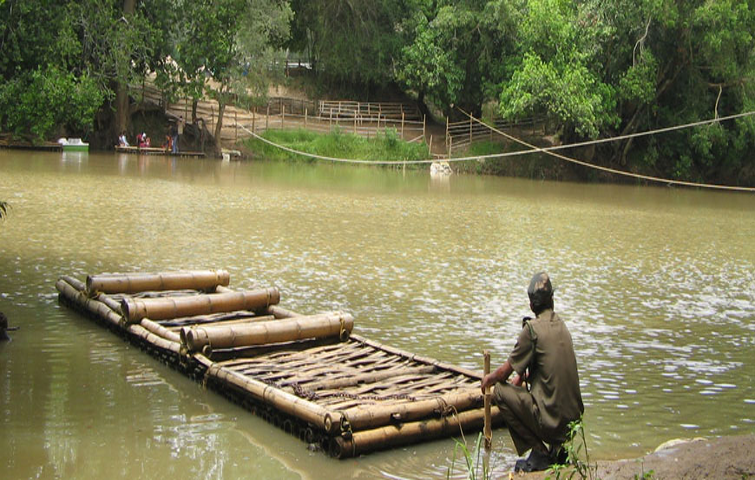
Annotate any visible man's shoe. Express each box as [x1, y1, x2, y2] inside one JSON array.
[[513, 448, 553, 473], [549, 444, 568, 464]]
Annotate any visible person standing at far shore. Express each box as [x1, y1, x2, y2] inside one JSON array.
[[173, 116, 184, 154]]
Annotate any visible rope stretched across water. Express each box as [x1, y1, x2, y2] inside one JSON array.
[[239, 112, 755, 192], [456, 108, 755, 193]]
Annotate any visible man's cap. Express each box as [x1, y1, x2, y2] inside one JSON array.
[[527, 272, 553, 298]]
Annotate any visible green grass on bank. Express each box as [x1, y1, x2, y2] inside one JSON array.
[[453, 140, 564, 180], [243, 127, 431, 166]]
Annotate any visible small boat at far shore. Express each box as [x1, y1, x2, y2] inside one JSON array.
[[58, 138, 89, 152]]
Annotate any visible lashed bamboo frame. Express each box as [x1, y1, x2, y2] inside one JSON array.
[[56, 271, 503, 458]]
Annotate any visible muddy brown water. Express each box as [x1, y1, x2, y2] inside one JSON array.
[[1, 150, 754, 479]]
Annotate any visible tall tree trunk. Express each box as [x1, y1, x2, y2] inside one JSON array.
[[114, 0, 137, 139]]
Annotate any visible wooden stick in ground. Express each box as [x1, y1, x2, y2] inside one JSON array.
[[484, 350, 492, 449]]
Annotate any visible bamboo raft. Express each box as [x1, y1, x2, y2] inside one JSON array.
[[115, 145, 206, 157], [56, 270, 503, 458]]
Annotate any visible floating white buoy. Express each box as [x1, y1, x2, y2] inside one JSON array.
[[430, 161, 452, 177]]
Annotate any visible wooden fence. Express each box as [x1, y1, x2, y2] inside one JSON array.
[[134, 84, 426, 145], [445, 116, 545, 154]]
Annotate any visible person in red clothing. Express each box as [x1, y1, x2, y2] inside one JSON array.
[[481, 272, 584, 473]]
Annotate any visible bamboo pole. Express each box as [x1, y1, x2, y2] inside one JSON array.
[[182, 312, 353, 352], [56, 277, 122, 327], [266, 305, 301, 319], [484, 350, 492, 449], [121, 288, 280, 323], [197, 357, 343, 433], [330, 406, 505, 458], [342, 388, 485, 431], [128, 323, 181, 353], [86, 270, 230, 295], [141, 318, 182, 343]]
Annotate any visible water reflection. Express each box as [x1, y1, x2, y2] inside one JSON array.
[[1, 149, 754, 478]]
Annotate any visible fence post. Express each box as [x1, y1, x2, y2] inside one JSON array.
[[469, 117, 473, 145], [281, 104, 285, 129], [330, 108, 333, 130], [354, 114, 357, 134], [429, 134, 433, 154], [266, 105, 269, 131], [423, 114, 426, 140], [235, 110, 238, 141], [305, 108, 308, 127], [401, 112, 405, 138], [445, 116, 449, 152]]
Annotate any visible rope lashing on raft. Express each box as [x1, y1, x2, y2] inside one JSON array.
[[286, 380, 418, 403], [239, 111, 755, 192]]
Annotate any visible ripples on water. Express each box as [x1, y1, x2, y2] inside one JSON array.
[[1, 151, 754, 478]]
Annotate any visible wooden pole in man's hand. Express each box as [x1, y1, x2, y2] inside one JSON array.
[[483, 350, 492, 449]]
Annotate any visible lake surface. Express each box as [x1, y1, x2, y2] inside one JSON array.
[[1, 150, 754, 479]]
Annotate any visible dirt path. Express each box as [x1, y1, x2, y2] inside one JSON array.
[[516, 435, 755, 480]]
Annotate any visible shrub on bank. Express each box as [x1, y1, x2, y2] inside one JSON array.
[[244, 128, 431, 166]]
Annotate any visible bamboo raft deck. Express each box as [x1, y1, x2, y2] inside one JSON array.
[[56, 270, 503, 458], [115, 145, 206, 157]]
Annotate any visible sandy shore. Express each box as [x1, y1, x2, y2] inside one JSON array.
[[517, 434, 755, 479]]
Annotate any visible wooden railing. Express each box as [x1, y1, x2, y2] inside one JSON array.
[[445, 116, 545, 154], [133, 83, 427, 145]]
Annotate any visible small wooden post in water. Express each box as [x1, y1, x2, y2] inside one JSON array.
[[483, 350, 492, 450]]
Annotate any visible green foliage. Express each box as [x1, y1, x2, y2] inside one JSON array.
[[244, 128, 430, 165], [0, 65, 104, 141], [446, 432, 491, 480], [546, 418, 598, 480], [500, 53, 618, 138], [287, 0, 409, 92]]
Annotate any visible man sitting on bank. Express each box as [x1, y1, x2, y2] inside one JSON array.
[[481, 272, 584, 473]]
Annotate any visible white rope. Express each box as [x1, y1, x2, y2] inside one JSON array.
[[239, 113, 755, 192], [457, 108, 755, 192]]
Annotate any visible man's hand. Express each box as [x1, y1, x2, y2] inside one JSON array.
[[480, 359, 514, 394], [481, 373, 495, 394]]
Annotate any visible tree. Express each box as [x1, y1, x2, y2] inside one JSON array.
[[287, 0, 411, 95], [0, 0, 178, 143], [174, 0, 292, 156]]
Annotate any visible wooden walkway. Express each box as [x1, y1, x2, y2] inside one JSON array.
[[115, 145, 205, 157], [56, 270, 503, 458]]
